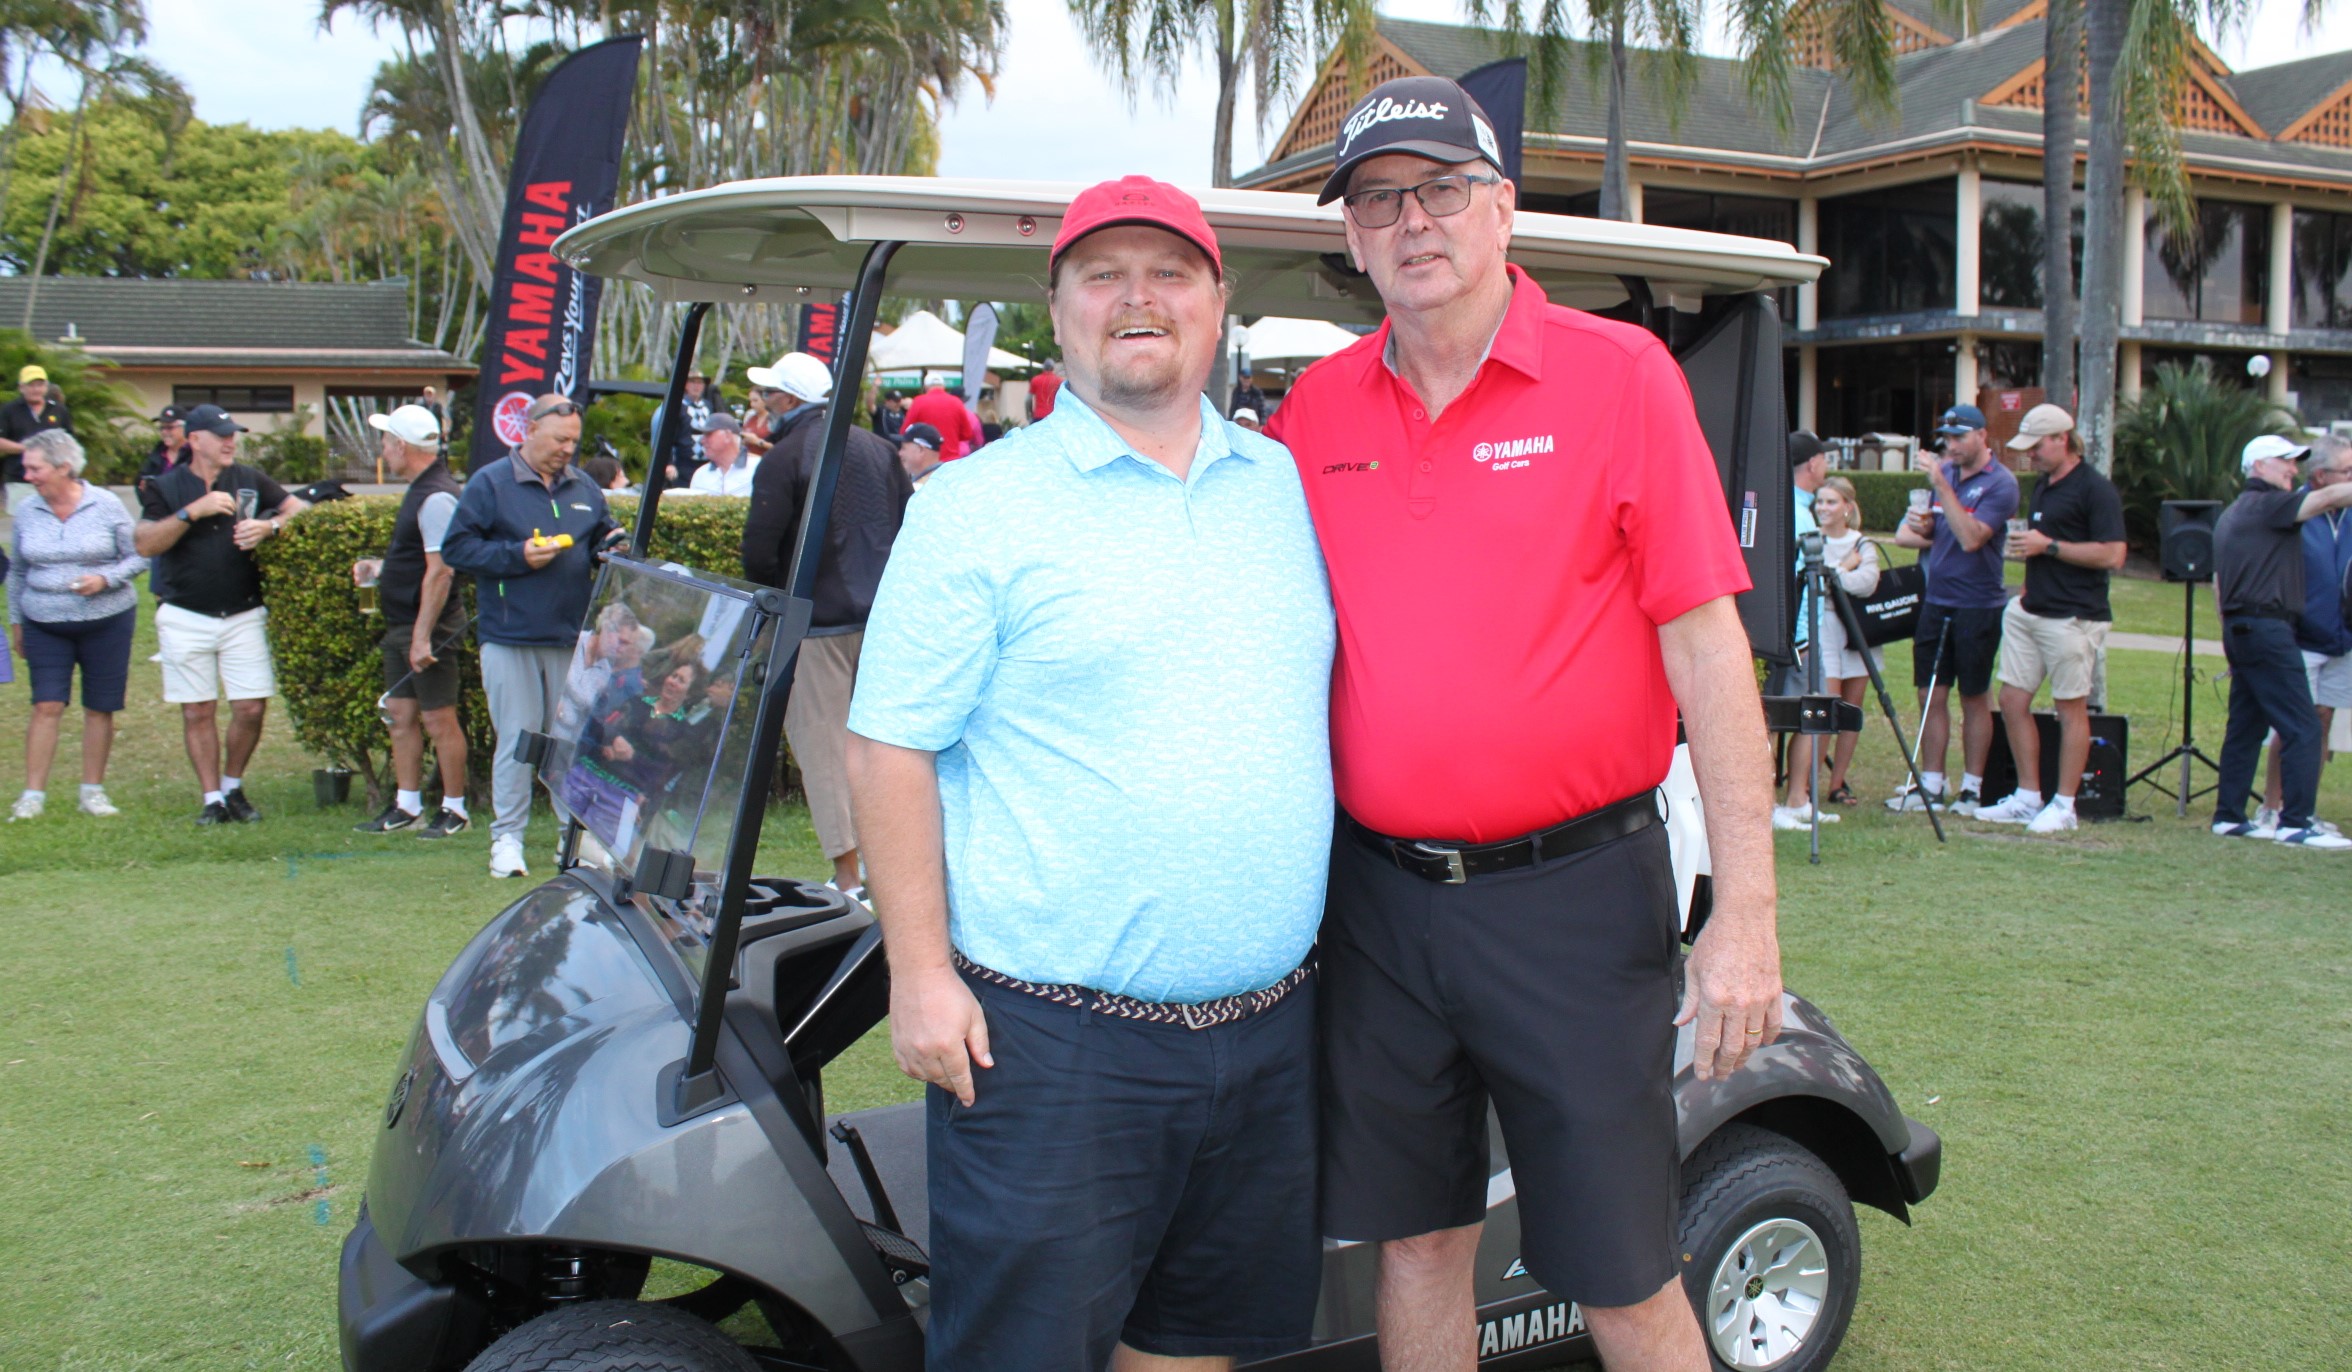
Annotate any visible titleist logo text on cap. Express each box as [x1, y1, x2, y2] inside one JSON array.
[[1342, 97, 1450, 154]]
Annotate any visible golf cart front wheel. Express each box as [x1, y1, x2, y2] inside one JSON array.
[[1676, 1124, 1861, 1372], [465, 1299, 760, 1372]]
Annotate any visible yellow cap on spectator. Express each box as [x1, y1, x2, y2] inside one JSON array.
[[18, 364, 46, 384]]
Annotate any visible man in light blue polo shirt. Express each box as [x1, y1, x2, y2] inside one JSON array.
[[846, 176, 1334, 1372]]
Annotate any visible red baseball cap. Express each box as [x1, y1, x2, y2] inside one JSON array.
[[1051, 176, 1222, 276]]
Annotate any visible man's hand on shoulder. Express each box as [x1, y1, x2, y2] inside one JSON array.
[[890, 960, 993, 1106]]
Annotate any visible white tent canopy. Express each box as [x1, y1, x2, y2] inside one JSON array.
[[1234, 316, 1363, 366], [868, 308, 1029, 371]]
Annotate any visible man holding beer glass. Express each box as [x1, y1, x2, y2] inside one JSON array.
[[1892, 402, 2018, 815], [350, 404, 471, 839], [134, 403, 309, 824], [1971, 403, 2126, 833]]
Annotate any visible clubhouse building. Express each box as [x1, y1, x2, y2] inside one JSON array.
[[1240, 3, 2352, 449]]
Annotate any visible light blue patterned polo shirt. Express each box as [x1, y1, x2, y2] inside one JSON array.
[[847, 390, 1335, 1002]]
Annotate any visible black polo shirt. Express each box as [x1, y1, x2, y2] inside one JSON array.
[[140, 462, 290, 616], [2213, 481, 2308, 618], [2021, 459, 2127, 621], [0, 394, 71, 483]]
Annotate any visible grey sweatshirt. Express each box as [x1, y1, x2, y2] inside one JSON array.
[[8, 483, 144, 624]]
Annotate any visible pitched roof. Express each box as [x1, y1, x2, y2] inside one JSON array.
[[2224, 50, 2352, 139], [0, 277, 472, 371], [1813, 20, 2047, 156]]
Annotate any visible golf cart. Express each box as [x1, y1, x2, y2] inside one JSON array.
[[338, 177, 1941, 1372]]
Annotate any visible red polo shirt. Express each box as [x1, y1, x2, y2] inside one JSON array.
[[906, 388, 981, 460], [1268, 268, 1750, 842]]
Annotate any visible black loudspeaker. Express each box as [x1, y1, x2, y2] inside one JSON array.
[[2159, 499, 2223, 583], [1982, 712, 2130, 820]]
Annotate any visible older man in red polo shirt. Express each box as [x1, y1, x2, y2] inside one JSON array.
[[1268, 77, 1782, 1372]]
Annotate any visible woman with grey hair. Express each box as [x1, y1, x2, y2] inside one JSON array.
[[8, 427, 144, 819]]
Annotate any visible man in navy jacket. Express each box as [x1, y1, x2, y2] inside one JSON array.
[[2262, 434, 2352, 829], [441, 395, 619, 879]]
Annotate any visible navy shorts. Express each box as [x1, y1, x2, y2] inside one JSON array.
[[1912, 601, 2004, 697], [924, 968, 1321, 1371], [1321, 819, 1682, 1309], [21, 609, 135, 713]]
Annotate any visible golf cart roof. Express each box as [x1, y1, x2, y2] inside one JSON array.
[[554, 176, 1824, 324]]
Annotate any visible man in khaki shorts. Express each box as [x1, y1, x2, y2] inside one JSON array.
[[134, 404, 309, 824], [1973, 403, 2126, 834]]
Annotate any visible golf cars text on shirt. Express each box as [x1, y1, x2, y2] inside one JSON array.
[[848, 390, 1336, 1003], [1269, 266, 1751, 844]]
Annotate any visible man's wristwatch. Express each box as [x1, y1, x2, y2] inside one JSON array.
[[176, 506, 193, 523]]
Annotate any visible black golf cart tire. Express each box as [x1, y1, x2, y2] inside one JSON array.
[[463, 1300, 761, 1372], [1675, 1123, 1862, 1372]]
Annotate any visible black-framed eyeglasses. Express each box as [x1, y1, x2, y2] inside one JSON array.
[[1342, 173, 1498, 229], [528, 400, 584, 422]]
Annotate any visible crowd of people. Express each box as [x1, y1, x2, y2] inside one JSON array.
[[1771, 404, 2352, 847]]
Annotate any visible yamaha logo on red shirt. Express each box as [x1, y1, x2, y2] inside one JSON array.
[[1472, 434, 1554, 470]]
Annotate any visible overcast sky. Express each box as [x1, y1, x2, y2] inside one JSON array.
[[139, 0, 2352, 185]]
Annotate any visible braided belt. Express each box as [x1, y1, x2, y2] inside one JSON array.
[[951, 950, 1312, 1030]]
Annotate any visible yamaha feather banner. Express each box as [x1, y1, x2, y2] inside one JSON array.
[[469, 35, 644, 469]]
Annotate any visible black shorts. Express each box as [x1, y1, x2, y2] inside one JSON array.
[[1911, 601, 2003, 697], [381, 623, 461, 712], [925, 969, 1320, 1370], [21, 609, 134, 713], [1321, 818, 1682, 1309]]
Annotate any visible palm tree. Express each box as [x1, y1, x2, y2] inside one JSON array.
[[2039, 0, 2080, 409], [1070, 0, 1374, 188], [1471, 0, 1897, 223]]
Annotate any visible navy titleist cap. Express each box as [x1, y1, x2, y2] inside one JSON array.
[[1318, 76, 1504, 205], [182, 403, 247, 437], [1935, 403, 1987, 436]]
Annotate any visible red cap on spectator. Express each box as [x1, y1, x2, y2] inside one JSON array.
[[1051, 176, 1222, 276]]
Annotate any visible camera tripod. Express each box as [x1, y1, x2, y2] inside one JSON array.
[[2124, 578, 2220, 817], [1768, 532, 1947, 864]]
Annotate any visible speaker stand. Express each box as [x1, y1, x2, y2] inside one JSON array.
[[2126, 578, 2220, 817]]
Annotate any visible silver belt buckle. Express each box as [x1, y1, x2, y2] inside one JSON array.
[[1408, 841, 1468, 884], [1179, 1001, 1213, 1030]]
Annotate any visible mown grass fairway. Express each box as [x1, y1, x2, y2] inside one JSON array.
[[2, 579, 2345, 1370]]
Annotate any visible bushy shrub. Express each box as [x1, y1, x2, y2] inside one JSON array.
[[245, 404, 332, 485], [256, 492, 757, 806], [2114, 361, 2297, 552], [582, 392, 661, 477], [1842, 468, 2040, 533]]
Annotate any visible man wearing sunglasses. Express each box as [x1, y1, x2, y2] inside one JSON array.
[[442, 392, 622, 879], [1265, 76, 1781, 1372]]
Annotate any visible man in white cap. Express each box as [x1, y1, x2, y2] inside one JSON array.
[[350, 404, 470, 838], [742, 352, 913, 896], [2210, 433, 2352, 848], [746, 352, 834, 455], [684, 412, 758, 496], [1970, 402, 2126, 835]]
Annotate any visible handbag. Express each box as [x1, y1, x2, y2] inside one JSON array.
[[1846, 543, 1924, 646]]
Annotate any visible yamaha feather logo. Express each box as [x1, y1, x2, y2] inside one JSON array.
[[1475, 434, 1553, 470]]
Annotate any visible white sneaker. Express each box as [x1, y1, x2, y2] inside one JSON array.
[[9, 792, 42, 821], [1972, 792, 2041, 825], [490, 834, 529, 879], [1772, 805, 1809, 831], [1949, 787, 1983, 817], [1888, 784, 1946, 813], [2275, 825, 2352, 850], [2254, 805, 2282, 833], [2025, 802, 2078, 834], [78, 790, 119, 817]]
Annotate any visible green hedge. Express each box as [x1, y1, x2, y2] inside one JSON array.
[[1843, 468, 2040, 534], [257, 493, 755, 807]]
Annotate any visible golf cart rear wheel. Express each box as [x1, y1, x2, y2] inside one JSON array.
[[464, 1299, 759, 1372], [1676, 1124, 1861, 1372]]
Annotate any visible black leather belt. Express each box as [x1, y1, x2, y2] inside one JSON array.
[[1346, 790, 1662, 885]]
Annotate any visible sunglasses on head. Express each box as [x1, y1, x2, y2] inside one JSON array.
[[529, 400, 584, 422]]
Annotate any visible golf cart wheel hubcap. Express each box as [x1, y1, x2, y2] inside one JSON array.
[[1706, 1217, 1831, 1369]]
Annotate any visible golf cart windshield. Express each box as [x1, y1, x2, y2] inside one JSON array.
[[539, 556, 778, 977]]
